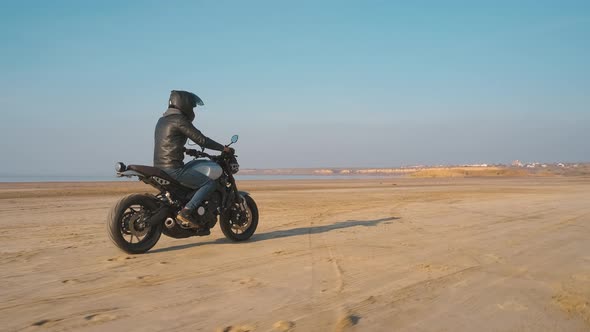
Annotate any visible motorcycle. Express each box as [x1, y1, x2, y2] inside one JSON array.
[[107, 135, 258, 254]]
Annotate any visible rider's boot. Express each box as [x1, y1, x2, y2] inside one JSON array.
[[177, 208, 211, 236], [177, 208, 198, 227]]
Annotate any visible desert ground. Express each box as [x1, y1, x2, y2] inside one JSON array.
[[1, 177, 589, 331]]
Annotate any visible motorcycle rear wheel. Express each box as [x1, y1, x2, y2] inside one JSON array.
[[220, 195, 259, 241], [107, 194, 162, 254]]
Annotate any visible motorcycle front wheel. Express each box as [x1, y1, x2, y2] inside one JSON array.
[[220, 195, 259, 241], [107, 194, 162, 254]]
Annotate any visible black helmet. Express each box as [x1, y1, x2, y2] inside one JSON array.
[[168, 90, 204, 120]]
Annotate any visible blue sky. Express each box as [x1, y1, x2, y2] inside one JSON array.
[[1, 0, 589, 176]]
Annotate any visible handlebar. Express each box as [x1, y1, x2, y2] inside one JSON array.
[[196, 151, 214, 159], [184, 148, 234, 160]]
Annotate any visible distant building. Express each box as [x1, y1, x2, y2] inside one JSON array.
[[313, 169, 334, 174]]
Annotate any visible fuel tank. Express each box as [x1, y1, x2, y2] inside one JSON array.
[[194, 160, 223, 180]]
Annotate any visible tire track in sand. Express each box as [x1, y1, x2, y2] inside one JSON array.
[[304, 205, 401, 331]]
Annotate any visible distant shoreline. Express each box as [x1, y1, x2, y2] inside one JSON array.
[[0, 174, 395, 183], [1, 163, 588, 183]]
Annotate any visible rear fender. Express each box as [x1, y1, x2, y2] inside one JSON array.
[[117, 170, 143, 178]]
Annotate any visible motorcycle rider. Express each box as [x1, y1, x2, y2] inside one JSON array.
[[154, 90, 231, 233]]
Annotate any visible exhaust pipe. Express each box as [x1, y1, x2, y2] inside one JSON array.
[[164, 218, 176, 229]]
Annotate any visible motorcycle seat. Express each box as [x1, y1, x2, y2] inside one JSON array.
[[127, 165, 181, 185]]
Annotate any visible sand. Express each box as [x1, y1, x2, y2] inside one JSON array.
[[1, 177, 589, 331]]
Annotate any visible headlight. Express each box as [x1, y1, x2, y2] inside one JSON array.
[[230, 162, 239, 174]]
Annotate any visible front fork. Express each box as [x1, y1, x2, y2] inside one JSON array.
[[222, 174, 249, 224]]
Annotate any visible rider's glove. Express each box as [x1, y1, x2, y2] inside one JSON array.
[[185, 149, 199, 157], [224, 146, 235, 155]]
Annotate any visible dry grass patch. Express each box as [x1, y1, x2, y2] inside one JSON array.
[[409, 167, 530, 178]]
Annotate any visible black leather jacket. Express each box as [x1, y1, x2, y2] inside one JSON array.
[[154, 108, 225, 169]]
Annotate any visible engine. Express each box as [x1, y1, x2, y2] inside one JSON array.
[[162, 192, 222, 239], [196, 192, 221, 228]]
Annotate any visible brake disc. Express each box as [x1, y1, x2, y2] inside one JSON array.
[[231, 203, 252, 231], [127, 210, 150, 237]]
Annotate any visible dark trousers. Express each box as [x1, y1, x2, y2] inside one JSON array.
[[164, 160, 219, 210]]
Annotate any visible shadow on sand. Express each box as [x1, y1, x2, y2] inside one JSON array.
[[150, 216, 399, 254]]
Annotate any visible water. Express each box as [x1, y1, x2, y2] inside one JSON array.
[[235, 174, 392, 180], [0, 174, 392, 183], [0, 175, 134, 183]]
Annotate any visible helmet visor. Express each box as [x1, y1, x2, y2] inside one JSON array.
[[192, 94, 204, 107]]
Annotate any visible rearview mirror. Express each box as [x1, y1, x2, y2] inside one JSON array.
[[231, 135, 239, 144]]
